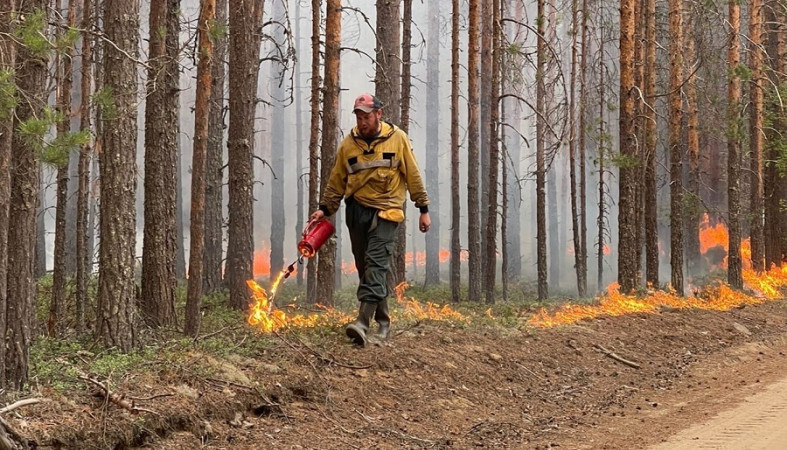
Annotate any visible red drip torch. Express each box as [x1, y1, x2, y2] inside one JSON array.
[[298, 218, 336, 258]]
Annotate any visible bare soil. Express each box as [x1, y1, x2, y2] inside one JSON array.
[[4, 299, 787, 449]]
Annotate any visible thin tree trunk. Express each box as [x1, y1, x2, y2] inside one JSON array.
[[424, 0, 440, 286], [579, 0, 588, 294], [316, 0, 341, 306], [294, 0, 305, 287], [685, 27, 700, 279], [763, 2, 784, 269], [505, 0, 524, 283], [468, 0, 483, 302], [142, 0, 180, 326], [401, 0, 412, 284], [727, 0, 743, 289], [306, 0, 321, 303], [50, 0, 76, 337], [644, 0, 658, 287], [484, 0, 500, 304], [618, 0, 637, 293], [668, 0, 684, 295], [568, 0, 584, 297], [186, 0, 215, 337], [450, 0, 461, 302], [35, 180, 46, 279], [748, 0, 765, 273], [98, 0, 139, 352], [204, 0, 228, 294], [76, 0, 94, 336], [597, 35, 607, 293], [269, 0, 287, 281], [0, 0, 16, 386], [536, 0, 548, 300], [227, 0, 263, 309], [376, 0, 405, 289], [480, 0, 491, 272]]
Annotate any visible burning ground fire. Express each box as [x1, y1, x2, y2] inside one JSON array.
[[247, 279, 468, 333], [529, 215, 787, 328]]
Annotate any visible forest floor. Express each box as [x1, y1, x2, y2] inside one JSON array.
[[3, 282, 787, 449]]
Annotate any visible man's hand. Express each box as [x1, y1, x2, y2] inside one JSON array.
[[419, 212, 431, 233], [310, 210, 325, 222]]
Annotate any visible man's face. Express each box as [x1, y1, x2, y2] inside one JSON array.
[[355, 109, 382, 138]]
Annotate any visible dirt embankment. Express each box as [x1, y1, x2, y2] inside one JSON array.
[[3, 300, 787, 449]]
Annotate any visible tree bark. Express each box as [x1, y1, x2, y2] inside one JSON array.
[[424, 0, 440, 286], [468, 0, 483, 301], [227, 0, 263, 309], [484, 0, 500, 304], [748, 0, 765, 273], [376, 0, 405, 289], [98, 0, 140, 352], [597, 33, 607, 293], [727, 0, 743, 289], [618, 0, 637, 293], [306, 0, 321, 303], [643, 0, 658, 287], [480, 0, 491, 273], [7, 0, 48, 388], [450, 0, 461, 302], [50, 0, 77, 337], [294, 0, 305, 286], [536, 0, 548, 300], [142, 0, 180, 326], [316, 0, 341, 306], [685, 27, 700, 279], [204, 0, 228, 294], [76, 0, 94, 336], [0, 0, 16, 386], [185, 0, 216, 337], [569, 0, 584, 297], [269, 0, 286, 282], [668, 0, 684, 295]]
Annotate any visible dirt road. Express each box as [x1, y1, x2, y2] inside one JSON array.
[[651, 376, 787, 450]]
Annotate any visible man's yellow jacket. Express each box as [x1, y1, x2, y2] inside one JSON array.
[[319, 121, 429, 222]]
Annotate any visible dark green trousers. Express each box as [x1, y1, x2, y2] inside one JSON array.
[[345, 197, 399, 303]]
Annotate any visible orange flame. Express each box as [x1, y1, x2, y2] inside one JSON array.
[[247, 279, 352, 333], [393, 282, 469, 323]]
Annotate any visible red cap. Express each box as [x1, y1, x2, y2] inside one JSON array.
[[352, 93, 383, 113]]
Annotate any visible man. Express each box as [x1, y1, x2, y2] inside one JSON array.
[[310, 93, 431, 346]]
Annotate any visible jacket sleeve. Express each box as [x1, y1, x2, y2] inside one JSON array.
[[319, 146, 347, 216], [399, 133, 430, 211]]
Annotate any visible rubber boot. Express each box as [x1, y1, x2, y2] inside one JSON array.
[[375, 298, 391, 341], [345, 301, 377, 346]]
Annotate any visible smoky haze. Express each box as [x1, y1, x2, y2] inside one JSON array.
[[38, 0, 691, 298]]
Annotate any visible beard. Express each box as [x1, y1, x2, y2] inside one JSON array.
[[358, 117, 380, 138]]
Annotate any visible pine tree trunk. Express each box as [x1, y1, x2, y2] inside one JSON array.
[[763, 3, 784, 269], [35, 182, 46, 278], [484, 0, 500, 304], [467, 0, 483, 301], [569, 0, 584, 297], [480, 0, 491, 272], [668, 0, 684, 295], [504, 0, 524, 283], [0, 0, 16, 386], [185, 0, 216, 337], [579, 0, 588, 294], [685, 28, 701, 279], [316, 0, 341, 306], [269, 0, 287, 281], [293, 0, 305, 286], [204, 0, 228, 294], [306, 0, 321, 303], [142, 0, 180, 326], [401, 0, 412, 284], [450, 0, 462, 302], [536, 0, 548, 300], [423, 1, 441, 286], [50, 0, 76, 337], [375, 0, 405, 289], [597, 36, 607, 293], [644, 0, 659, 287], [76, 0, 94, 336], [98, 0, 139, 352], [7, 0, 47, 388], [727, 0, 743, 289], [618, 0, 637, 293], [748, 0, 765, 273], [227, 0, 263, 309]]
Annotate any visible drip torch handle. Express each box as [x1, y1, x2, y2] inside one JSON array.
[[302, 218, 319, 237]]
